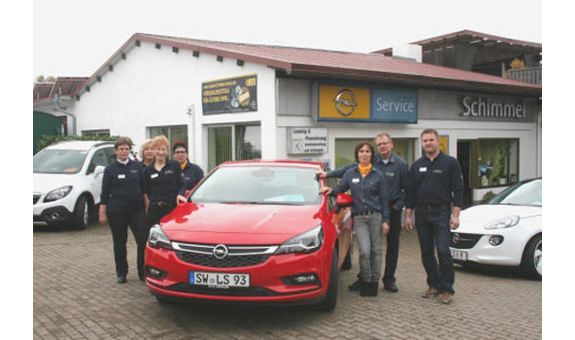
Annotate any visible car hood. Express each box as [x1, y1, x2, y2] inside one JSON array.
[[458, 204, 542, 233], [159, 202, 324, 245], [33, 172, 80, 193]]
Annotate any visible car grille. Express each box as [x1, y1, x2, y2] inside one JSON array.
[[450, 233, 482, 249], [172, 242, 278, 268], [167, 283, 279, 296], [33, 194, 41, 205]]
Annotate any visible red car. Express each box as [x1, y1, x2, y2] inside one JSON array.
[[144, 160, 353, 311]]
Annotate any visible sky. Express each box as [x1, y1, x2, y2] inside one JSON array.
[[33, 0, 543, 79]]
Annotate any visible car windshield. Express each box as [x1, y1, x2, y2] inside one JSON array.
[[488, 179, 542, 207], [191, 166, 322, 205], [33, 149, 88, 174]]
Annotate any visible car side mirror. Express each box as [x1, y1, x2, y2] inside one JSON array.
[[94, 165, 105, 178], [335, 193, 353, 213]]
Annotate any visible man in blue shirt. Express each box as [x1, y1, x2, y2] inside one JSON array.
[[317, 133, 408, 293], [404, 128, 463, 305]]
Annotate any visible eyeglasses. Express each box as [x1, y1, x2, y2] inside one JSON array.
[[375, 142, 391, 147], [174, 151, 187, 154]]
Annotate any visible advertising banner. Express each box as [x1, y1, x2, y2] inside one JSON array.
[[202, 74, 257, 114], [318, 85, 370, 121]]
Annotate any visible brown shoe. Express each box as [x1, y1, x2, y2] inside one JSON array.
[[440, 293, 453, 304], [421, 287, 439, 298]]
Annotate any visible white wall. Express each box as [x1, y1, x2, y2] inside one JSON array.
[[72, 40, 276, 172]]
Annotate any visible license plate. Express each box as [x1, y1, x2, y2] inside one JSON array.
[[451, 249, 468, 261], [190, 271, 250, 288]]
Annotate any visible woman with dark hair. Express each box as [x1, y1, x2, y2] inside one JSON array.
[[172, 141, 204, 192], [99, 137, 147, 283], [320, 142, 390, 296]]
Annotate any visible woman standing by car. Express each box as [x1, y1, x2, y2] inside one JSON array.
[[143, 135, 187, 234], [320, 142, 390, 296], [99, 137, 147, 283]]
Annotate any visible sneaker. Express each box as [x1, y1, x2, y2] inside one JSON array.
[[383, 282, 398, 293], [348, 278, 364, 291], [440, 293, 453, 304], [421, 287, 439, 298]]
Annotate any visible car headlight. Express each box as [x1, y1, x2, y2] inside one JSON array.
[[43, 186, 73, 202], [275, 225, 324, 255], [484, 215, 520, 230], [148, 224, 173, 250]]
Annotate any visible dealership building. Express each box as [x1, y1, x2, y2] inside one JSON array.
[[33, 30, 542, 206]]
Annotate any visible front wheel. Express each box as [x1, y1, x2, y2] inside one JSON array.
[[521, 234, 542, 280], [317, 249, 339, 311], [72, 196, 90, 230]]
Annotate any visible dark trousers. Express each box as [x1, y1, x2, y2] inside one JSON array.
[[107, 210, 146, 278], [414, 207, 455, 295], [145, 202, 176, 239], [382, 206, 402, 285]]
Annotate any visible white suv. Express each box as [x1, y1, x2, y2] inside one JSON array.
[[33, 141, 116, 229]]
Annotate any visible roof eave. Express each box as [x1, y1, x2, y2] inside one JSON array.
[[290, 64, 542, 97]]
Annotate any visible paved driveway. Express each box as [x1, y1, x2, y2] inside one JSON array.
[[34, 222, 541, 339]]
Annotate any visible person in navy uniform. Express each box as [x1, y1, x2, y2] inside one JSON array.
[[404, 128, 463, 305], [99, 137, 146, 283], [172, 141, 204, 192], [143, 135, 186, 234], [320, 142, 390, 297], [139, 139, 154, 168], [317, 132, 408, 293]]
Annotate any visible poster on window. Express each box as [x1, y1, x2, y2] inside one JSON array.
[[202, 74, 258, 114]]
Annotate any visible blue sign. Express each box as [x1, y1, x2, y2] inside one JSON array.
[[371, 89, 418, 123]]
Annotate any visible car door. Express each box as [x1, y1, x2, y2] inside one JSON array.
[[325, 177, 353, 267], [86, 146, 115, 204]]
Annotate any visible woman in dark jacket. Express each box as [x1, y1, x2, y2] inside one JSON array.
[[320, 142, 390, 296], [99, 137, 147, 283], [143, 135, 186, 232]]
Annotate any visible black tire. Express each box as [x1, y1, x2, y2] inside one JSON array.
[[521, 234, 542, 280], [72, 196, 90, 230], [317, 248, 339, 311]]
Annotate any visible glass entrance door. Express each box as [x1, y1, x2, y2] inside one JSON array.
[[208, 126, 232, 170]]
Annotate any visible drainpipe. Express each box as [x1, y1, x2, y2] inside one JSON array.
[[53, 94, 77, 136]]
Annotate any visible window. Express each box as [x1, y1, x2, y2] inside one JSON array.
[[208, 124, 261, 170], [87, 148, 114, 174], [477, 139, 519, 187], [82, 129, 110, 137], [148, 125, 188, 158], [334, 138, 415, 170]]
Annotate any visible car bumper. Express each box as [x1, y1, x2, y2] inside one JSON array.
[[144, 245, 331, 303], [450, 232, 525, 266], [33, 206, 73, 225]]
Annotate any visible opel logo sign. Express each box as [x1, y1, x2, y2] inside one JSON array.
[[213, 244, 229, 260], [452, 233, 461, 244], [334, 89, 357, 116]]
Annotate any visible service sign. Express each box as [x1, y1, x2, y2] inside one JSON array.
[[202, 75, 257, 114], [287, 127, 328, 155], [371, 89, 418, 123]]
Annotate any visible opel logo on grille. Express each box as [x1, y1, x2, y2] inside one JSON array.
[[334, 89, 357, 116], [452, 233, 461, 244], [213, 244, 229, 260]]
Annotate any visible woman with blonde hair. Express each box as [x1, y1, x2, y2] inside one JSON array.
[[143, 135, 186, 234], [139, 140, 155, 167]]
